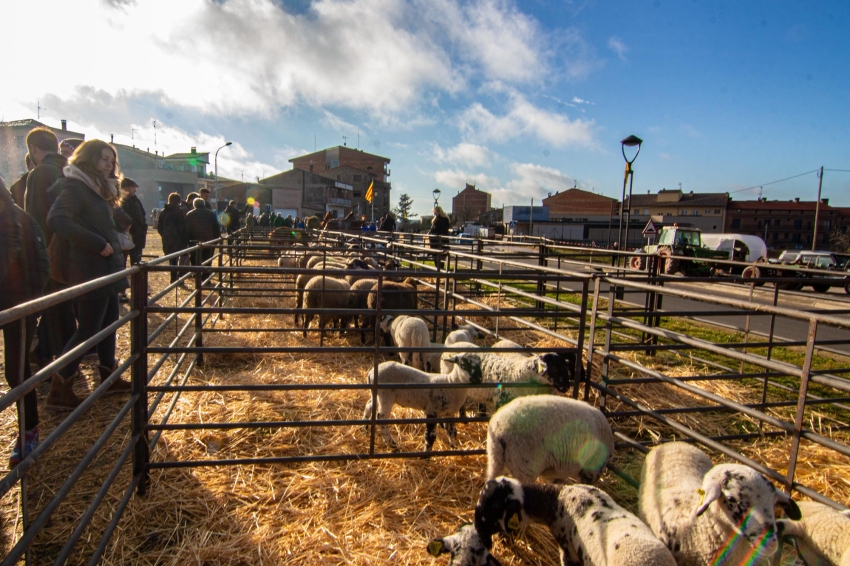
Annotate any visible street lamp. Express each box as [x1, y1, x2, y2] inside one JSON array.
[[214, 141, 233, 209], [433, 188, 441, 207], [616, 135, 643, 261]]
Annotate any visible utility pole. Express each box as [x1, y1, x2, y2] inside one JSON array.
[[812, 166, 824, 251]]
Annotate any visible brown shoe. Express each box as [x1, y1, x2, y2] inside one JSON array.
[[99, 362, 131, 395], [45, 373, 83, 411]]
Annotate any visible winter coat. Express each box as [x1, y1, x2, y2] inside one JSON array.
[[10, 172, 28, 208], [429, 215, 450, 248], [185, 206, 221, 244], [380, 216, 396, 232], [157, 203, 188, 255], [0, 185, 50, 310], [224, 205, 243, 231], [25, 153, 68, 234], [120, 193, 148, 249], [46, 172, 126, 297]]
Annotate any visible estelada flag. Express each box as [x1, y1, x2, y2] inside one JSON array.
[[365, 181, 374, 203]]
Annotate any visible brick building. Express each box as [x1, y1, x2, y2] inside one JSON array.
[[290, 146, 391, 220], [0, 118, 85, 183], [451, 184, 491, 223], [542, 188, 618, 218], [724, 198, 850, 251]]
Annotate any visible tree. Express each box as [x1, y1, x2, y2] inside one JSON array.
[[393, 193, 417, 222], [828, 228, 850, 252]]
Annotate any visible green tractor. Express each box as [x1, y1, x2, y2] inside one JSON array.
[[631, 225, 730, 275]]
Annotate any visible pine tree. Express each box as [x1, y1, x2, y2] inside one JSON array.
[[393, 193, 417, 221]]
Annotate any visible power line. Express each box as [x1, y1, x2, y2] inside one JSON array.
[[824, 168, 850, 173], [729, 169, 820, 194]]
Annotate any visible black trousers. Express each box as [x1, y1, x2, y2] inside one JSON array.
[[36, 279, 78, 364], [2, 316, 39, 430], [58, 293, 119, 379]]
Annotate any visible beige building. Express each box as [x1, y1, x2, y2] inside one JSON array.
[[0, 118, 85, 182], [625, 189, 729, 233]]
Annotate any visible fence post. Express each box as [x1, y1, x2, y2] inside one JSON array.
[[194, 244, 204, 365], [572, 279, 589, 399], [583, 278, 602, 401], [536, 243, 547, 309], [784, 319, 818, 495], [130, 267, 150, 495]]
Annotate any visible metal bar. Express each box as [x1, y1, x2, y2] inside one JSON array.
[[785, 319, 818, 494], [131, 268, 150, 495]]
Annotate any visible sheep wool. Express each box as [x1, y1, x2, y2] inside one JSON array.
[[302, 276, 351, 337], [474, 478, 676, 566], [778, 501, 850, 566], [486, 395, 613, 484], [638, 441, 801, 566], [380, 315, 430, 370]]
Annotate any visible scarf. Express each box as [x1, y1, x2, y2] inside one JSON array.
[[63, 164, 115, 202]]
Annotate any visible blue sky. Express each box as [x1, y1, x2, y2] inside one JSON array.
[[2, 0, 848, 217]]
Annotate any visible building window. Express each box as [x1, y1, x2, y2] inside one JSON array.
[[714, 209, 721, 214], [681, 210, 688, 216], [731, 218, 741, 229], [773, 233, 778, 241], [337, 175, 340, 181], [794, 219, 802, 229], [643, 209, 649, 215], [705, 209, 711, 214], [353, 175, 362, 181], [774, 219, 780, 226]]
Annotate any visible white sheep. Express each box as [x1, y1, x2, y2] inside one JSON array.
[[427, 524, 501, 566], [444, 324, 483, 346], [440, 344, 576, 410], [302, 276, 351, 338], [362, 353, 483, 452], [380, 315, 430, 370], [637, 441, 801, 566], [491, 338, 525, 358], [474, 478, 677, 566], [777, 500, 850, 566], [423, 342, 444, 374], [486, 395, 614, 484]]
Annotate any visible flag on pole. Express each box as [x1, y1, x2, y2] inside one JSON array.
[[365, 181, 374, 203]]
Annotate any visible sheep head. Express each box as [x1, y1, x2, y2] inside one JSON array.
[[444, 353, 483, 384], [694, 465, 800, 561], [427, 524, 501, 566], [532, 352, 577, 393], [474, 477, 525, 539]]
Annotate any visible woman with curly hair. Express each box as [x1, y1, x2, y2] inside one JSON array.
[[45, 140, 131, 410]]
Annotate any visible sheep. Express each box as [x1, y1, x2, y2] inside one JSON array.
[[362, 352, 483, 451], [427, 524, 501, 566], [423, 342, 444, 374], [637, 441, 801, 566], [474, 478, 676, 566], [380, 315, 430, 370], [485, 395, 613, 485], [440, 344, 577, 411], [347, 278, 379, 342], [777, 501, 850, 566], [362, 277, 418, 338], [445, 324, 483, 346], [294, 258, 366, 325], [301, 276, 351, 338], [491, 338, 525, 358]]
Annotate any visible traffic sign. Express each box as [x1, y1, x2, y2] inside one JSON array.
[[642, 219, 657, 236]]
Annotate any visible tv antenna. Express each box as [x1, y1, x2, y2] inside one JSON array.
[[342, 135, 348, 147], [37, 101, 46, 119]]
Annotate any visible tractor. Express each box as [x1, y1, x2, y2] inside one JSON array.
[[631, 225, 730, 275]]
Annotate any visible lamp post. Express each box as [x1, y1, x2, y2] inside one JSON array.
[[432, 188, 441, 207], [214, 141, 232, 210], [616, 135, 643, 263]]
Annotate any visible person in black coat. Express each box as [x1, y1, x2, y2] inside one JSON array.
[[157, 193, 188, 284], [0, 177, 49, 465], [224, 200, 242, 233], [429, 206, 450, 271], [185, 197, 222, 267], [380, 213, 396, 233], [46, 140, 132, 411], [119, 177, 147, 265]]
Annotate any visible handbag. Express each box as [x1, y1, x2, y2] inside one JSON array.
[[117, 230, 135, 251]]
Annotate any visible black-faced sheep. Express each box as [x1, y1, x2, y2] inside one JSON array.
[[474, 478, 676, 566], [380, 315, 430, 370], [362, 352, 483, 452], [777, 500, 850, 566], [637, 441, 801, 566], [486, 395, 613, 485], [427, 524, 501, 566]]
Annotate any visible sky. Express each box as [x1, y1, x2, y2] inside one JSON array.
[[2, 0, 849, 218]]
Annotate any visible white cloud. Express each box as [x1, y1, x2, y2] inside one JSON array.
[[431, 143, 494, 167], [659, 152, 672, 160], [457, 93, 596, 148], [434, 169, 503, 194], [503, 162, 577, 203], [608, 36, 628, 61], [680, 123, 702, 138], [571, 96, 592, 105]]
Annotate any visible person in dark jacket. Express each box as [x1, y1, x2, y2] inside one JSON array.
[[185, 197, 221, 267], [380, 213, 396, 233], [119, 177, 147, 266], [429, 205, 450, 271], [0, 177, 50, 465], [223, 200, 242, 233], [46, 140, 132, 411], [24, 127, 68, 235], [157, 192, 188, 284], [199, 188, 213, 209], [9, 154, 34, 208]]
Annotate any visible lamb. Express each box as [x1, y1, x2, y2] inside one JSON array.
[[474, 478, 676, 566], [486, 395, 614, 484], [362, 277, 418, 337], [637, 441, 801, 566], [380, 315, 430, 370], [440, 344, 576, 410], [347, 278, 379, 342], [427, 524, 501, 566], [301, 276, 351, 338], [444, 324, 483, 346], [294, 258, 366, 325], [777, 501, 850, 566], [491, 338, 525, 358], [362, 352, 483, 451]]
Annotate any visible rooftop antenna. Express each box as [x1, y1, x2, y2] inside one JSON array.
[[342, 135, 348, 147], [153, 120, 157, 148], [131, 128, 136, 140], [678, 182, 682, 191], [37, 101, 46, 119], [758, 186, 763, 200]]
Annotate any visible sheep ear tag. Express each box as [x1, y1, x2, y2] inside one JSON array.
[[507, 513, 521, 532], [697, 488, 705, 506], [427, 540, 444, 557], [535, 358, 547, 375]]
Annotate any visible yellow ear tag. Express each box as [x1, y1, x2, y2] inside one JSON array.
[[507, 513, 521, 532], [427, 540, 444, 557], [536, 359, 546, 374], [697, 488, 706, 506]]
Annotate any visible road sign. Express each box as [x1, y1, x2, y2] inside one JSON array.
[[642, 219, 657, 237]]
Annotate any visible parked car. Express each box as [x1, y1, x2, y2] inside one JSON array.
[[767, 250, 849, 293]]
